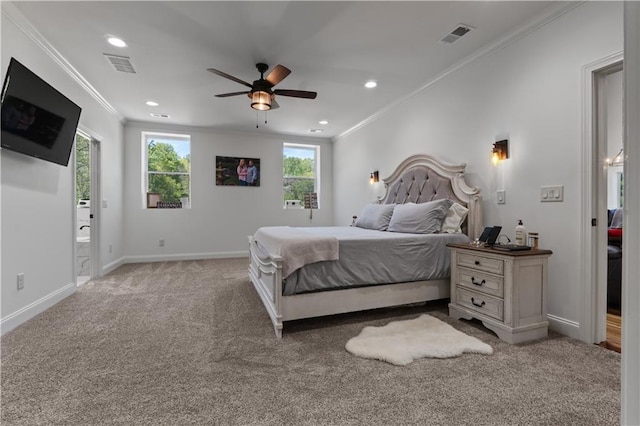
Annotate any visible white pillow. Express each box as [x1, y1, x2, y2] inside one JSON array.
[[354, 203, 396, 231], [388, 199, 453, 234], [441, 202, 469, 234]]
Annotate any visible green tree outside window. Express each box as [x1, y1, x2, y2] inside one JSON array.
[[75, 133, 90, 203], [283, 144, 317, 204], [146, 135, 191, 204]]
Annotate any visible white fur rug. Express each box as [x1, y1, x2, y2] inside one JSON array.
[[345, 314, 493, 365]]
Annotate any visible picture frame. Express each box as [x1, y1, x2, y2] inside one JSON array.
[[216, 155, 260, 186]]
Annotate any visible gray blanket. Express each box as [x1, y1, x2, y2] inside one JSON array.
[[280, 227, 470, 295], [253, 226, 339, 278]]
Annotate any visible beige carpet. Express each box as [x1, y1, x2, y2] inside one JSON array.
[[1, 258, 621, 425]]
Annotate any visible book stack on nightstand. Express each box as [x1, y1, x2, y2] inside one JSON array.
[[447, 243, 553, 344]]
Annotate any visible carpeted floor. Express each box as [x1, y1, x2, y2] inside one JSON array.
[[1, 258, 621, 425]]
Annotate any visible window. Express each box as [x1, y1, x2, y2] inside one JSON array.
[[283, 143, 319, 207], [143, 132, 191, 208], [75, 132, 90, 203], [617, 172, 624, 208]]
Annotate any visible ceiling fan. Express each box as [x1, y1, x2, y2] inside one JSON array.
[[207, 63, 317, 111]]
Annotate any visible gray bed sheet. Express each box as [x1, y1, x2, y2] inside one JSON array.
[[281, 226, 469, 295]]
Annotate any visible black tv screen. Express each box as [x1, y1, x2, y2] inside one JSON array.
[[1, 57, 81, 166]]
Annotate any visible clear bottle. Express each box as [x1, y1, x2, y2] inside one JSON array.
[[515, 219, 526, 245]]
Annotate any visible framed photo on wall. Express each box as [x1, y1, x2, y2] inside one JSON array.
[[216, 155, 260, 186]]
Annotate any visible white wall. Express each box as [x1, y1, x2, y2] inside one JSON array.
[[123, 122, 333, 261], [622, 3, 640, 421], [0, 5, 125, 334], [332, 2, 623, 337]]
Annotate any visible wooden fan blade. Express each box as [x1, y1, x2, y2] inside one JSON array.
[[265, 65, 291, 86], [274, 89, 317, 99], [207, 68, 253, 89], [215, 91, 250, 98]]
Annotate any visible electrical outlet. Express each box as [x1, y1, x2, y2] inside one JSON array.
[[159, 239, 165, 247], [17, 273, 24, 290]]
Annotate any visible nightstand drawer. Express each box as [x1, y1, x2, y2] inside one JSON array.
[[457, 252, 504, 275], [456, 267, 504, 298], [456, 287, 504, 321]]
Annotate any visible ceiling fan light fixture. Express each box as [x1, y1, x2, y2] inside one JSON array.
[[251, 91, 271, 111]]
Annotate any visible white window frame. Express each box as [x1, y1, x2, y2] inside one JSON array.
[[142, 131, 191, 209], [283, 142, 320, 209]]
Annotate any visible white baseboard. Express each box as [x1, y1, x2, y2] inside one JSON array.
[[547, 314, 581, 340], [102, 256, 125, 276], [124, 251, 248, 264], [0, 282, 76, 336]]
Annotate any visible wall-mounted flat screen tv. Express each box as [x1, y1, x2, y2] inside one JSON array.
[[1, 57, 82, 167]]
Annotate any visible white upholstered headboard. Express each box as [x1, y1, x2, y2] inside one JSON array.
[[379, 154, 482, 239]]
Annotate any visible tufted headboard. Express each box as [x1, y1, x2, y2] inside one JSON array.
[[379, 154, 482, 239]]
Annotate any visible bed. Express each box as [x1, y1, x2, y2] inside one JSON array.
[[248, 154, 482, 338]]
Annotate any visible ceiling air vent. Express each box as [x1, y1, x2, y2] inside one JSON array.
[[103, 53, 136, 73], [150, 113, 170, 119], [440, 24, 474, 44]]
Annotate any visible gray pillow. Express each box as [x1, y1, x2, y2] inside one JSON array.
[[388, 199, 453, 234], [354, 203, 396, 231]]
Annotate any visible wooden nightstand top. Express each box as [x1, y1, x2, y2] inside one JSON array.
[[447, 243, 553, 256]]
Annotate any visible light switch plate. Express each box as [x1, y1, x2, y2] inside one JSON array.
[[540, 185, 564, 202], [497, 190, 506, 204]]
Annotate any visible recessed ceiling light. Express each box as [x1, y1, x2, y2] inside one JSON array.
[[146, 101, 159, 107], [365, 81, 377, 89], [318, 120, 329, 125], [309, 129, 324, 133], [107, 36, 127, 48]]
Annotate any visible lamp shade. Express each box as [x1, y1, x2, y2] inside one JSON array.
[[251, 91, 271, 111]]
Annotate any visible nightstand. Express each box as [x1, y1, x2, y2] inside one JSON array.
[[447, 243, 553, 344]]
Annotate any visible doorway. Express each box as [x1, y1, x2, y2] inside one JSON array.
[[75, 132, 91, 284], [594, 61, 623, 351], [75, 131, 101, 285]]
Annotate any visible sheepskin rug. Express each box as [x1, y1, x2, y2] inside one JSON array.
[[345, 314, 493, 365]]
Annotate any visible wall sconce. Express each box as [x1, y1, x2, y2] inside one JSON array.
[[370, 170, 379, 184], [607, 148, 624, 166], [491, 139, 509, 166]]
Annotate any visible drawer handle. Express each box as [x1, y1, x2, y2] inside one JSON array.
[[471, 297, 486, 308], [474, 260, 480, 265], [471, 277, 485, 286]]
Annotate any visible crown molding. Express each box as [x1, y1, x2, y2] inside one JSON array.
[[336, 1, 584, 141], [2, 2, 125, 122]]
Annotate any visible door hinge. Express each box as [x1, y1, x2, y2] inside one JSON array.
[[90, 214, 94, 219], [591, 218, 597, 226]]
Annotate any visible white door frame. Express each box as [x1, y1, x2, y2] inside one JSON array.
[[76, 126, 102, 281], [89, 137, 101, 279], [580, 51, 623, 344]]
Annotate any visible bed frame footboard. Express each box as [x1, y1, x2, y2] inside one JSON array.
[[248, 236, 284, 338], [248, 236, 450, 339]]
